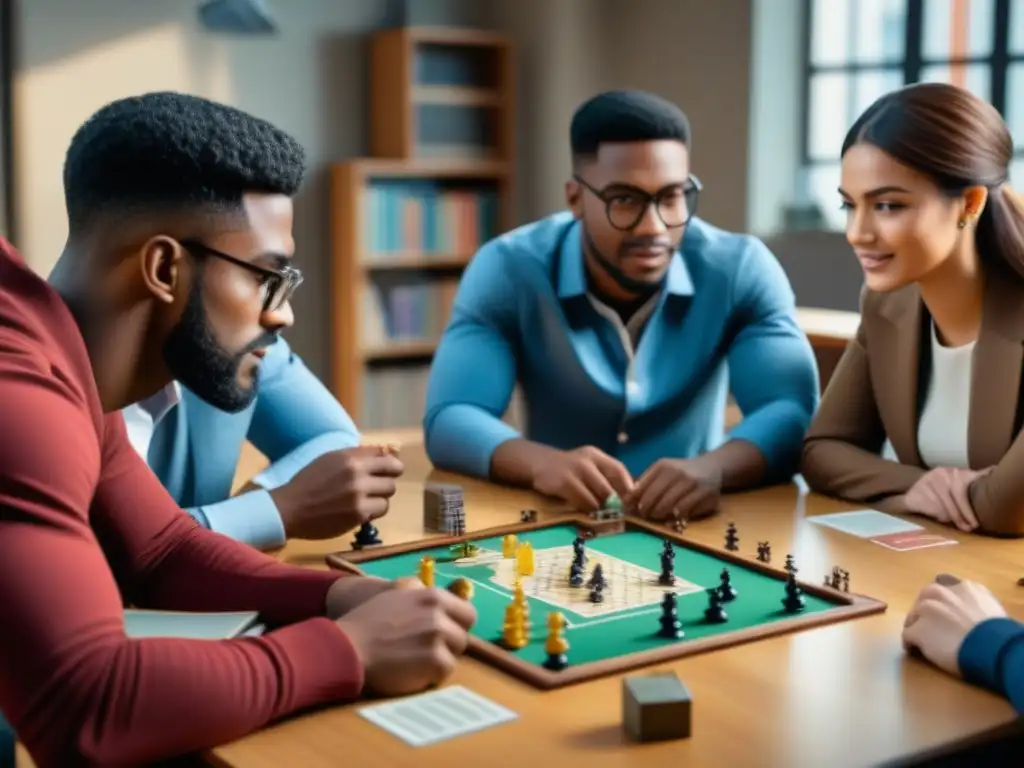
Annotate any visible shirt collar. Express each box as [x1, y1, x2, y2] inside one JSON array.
[[556, 218, 695, 300], [136, 381, 182, 424]]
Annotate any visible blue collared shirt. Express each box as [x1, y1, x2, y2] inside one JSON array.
[[423, 212, 819, 481]]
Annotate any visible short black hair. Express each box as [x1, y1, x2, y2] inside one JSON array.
[[63, 91, 306, 231], [570, 90, 691, 165]]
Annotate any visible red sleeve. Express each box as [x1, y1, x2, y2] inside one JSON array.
[[0, 356, 365, 768], [94, 408, 343, 624]]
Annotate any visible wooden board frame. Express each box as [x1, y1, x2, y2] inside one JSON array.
[[325, 515, 887, 690]]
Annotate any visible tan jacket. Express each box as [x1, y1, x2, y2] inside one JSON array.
[[801, 271, 1024, 535]]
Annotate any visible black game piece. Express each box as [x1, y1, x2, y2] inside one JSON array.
[[573, 536, 588, 564], [756, 541, 771, 563], [718, 568, 736, 601], [521, 509, 538, 523], [783, 554, 797, 576], [589, 584, 605, 603], [658, 552, 676, 586], [351, 521, 382, 549], [782, 572, 805, 613], [724, 523, 739, 552], [658, 593, 685, 639], [704, 588, 727, 623], [587, 563, 606, 589], [841, 569, 850, 593], [662, 540, 676, 561], [569, 565, 584, 588]]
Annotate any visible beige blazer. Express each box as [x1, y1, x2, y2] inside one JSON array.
[[801, 269, 1024, 536]]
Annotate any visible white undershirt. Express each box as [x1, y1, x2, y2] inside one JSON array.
[[122, 382, 181, 460], [916, 322, 974, 469]]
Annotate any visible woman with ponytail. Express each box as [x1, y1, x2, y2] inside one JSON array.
[[801, 81, 1024, 536]]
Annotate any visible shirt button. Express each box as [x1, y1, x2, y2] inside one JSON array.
[[617, 431, 629, 444]]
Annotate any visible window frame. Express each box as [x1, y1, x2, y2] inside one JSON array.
[[801, 0, 1024, 173]]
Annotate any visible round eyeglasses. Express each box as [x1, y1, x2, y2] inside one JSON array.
[[574, 174, 703, 231]]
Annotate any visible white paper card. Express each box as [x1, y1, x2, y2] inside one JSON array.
[[809, 509, 923, 538], [358, 685, 518, 747]]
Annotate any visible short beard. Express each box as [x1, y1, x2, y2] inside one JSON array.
[[161, 275, 273, 413], [582, 226, 663, 297]]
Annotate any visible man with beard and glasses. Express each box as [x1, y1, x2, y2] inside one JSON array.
[[424, 90, 819, 524], [103, 96, 401, 551], [0, 92, 476, 768]]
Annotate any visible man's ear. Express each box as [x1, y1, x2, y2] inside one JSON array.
[[139, 236, 185, 304], [565, 179, 584, 219]]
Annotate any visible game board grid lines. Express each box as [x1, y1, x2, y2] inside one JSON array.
[[442, 545, 703, 627]]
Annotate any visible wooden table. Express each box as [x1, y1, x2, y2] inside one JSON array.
[[210, 437, 1024, 768]]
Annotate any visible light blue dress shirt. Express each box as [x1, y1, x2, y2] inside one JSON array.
[[424, 212, 819, 482]]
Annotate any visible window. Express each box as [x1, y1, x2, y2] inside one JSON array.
[[802, 0, 1024, 228]]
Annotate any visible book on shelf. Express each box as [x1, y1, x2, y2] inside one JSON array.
[[363, 181, 499, 260], [362, 279, 458, 350]]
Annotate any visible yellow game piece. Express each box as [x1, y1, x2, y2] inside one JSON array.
[[502, 534, 518, 558], [418, 555, 435, 587], [502, 603, 528, 649], [545, 612, 569, 654], [516, 541, 535, 576], [513, 579, 531, 631], [447, 577, 474, 601]]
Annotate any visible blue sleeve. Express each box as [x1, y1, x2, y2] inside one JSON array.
[[184, 491, 286, 550], [725, 239, 820, 481], [424, 240, 522, 478], [959, 617, 1024, 714], [246, 336, 360, 465]]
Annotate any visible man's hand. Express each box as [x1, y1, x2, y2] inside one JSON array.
[[325, 575, 402, 619], [904, 467, 991, 532], [531, 445, 634, 512], [335, 584, 478, 696], [902, 575, 1007, 676], [626, 458, 721, 522], [269, 445, 404, 539]]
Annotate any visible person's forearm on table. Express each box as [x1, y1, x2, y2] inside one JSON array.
[[489, 437, 560, 488], [694, 439, 767, 491]]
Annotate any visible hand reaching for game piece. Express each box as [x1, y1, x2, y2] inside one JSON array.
[[269, 444, 404, 540], [626, 458, 721, 522], [530, 445, 634, 513], [335, 584, 478, 696], [902, 575, 1007, 676], [904, 467, 991, 532]]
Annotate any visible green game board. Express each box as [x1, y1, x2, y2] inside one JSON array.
[[330, 517, 886, 689]]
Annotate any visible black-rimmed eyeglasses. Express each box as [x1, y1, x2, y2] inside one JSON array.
[[574, 174, 702, 231], [180, 239, 304, 312]]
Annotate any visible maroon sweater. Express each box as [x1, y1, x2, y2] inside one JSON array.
[[0, 240, 364, 766]]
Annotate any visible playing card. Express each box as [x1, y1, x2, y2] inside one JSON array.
[[870, 531, 959, 551]]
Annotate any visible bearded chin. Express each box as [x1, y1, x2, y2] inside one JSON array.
[[161, 281, 259, 414]]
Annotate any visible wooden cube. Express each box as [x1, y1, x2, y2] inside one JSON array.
[[622, 672, 692, 742]]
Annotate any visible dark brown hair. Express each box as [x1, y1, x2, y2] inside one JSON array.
[[841, 81, 1024, 280]]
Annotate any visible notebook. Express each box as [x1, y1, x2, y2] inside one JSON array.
[[123, 609, 262, 640]]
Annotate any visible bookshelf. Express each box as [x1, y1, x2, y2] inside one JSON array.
[[330, 27, 515, 430]]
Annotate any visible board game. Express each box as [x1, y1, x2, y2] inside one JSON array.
[[326, 515, 887, 690]]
